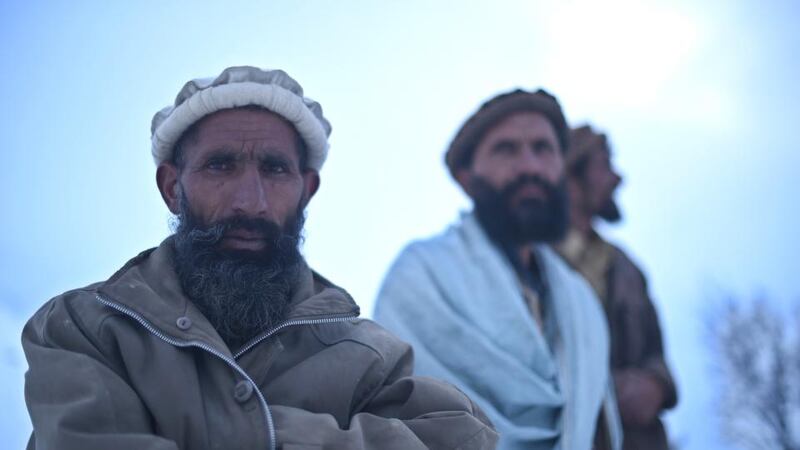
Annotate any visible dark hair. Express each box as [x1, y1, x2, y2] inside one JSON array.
[[565, 125, 610, 182], [568, 153, 591, 180], [445, 89, 570, 177], [170, 105, 309, 172]]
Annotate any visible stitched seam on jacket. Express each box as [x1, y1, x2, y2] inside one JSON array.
[[308, 323, 388, 367], [453, 427, 492, 450]]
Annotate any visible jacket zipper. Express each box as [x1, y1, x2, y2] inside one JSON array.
[[234, 314, 359, 359], [96, 294, 357, 450]]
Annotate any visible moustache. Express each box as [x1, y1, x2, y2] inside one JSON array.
[[502, 174, 558, 200], [185, 215, 284, 248]]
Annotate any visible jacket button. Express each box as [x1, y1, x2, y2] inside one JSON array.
[[233, 380, 254, 403], [176, 316, 192, 330]]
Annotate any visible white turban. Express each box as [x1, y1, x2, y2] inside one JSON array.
[[151, 66, 331, 171]]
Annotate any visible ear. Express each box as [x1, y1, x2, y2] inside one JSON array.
[[301, 170, 321, 205], [156, 163, 181, 214]]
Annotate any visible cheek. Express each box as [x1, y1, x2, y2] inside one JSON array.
[[473, 160, 515, 187], [542, 158, 564, 184], [181, 178, 230, 220], [271, 180, 306, 213]]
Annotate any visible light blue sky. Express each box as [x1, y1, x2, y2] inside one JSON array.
[[1, 1, 798, 449]]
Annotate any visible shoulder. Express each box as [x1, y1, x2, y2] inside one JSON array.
[[398, 230, 457, 261], [390, 213, 496, 273], [402, 213, 483, 257], [604, 243, 650, 289], [23, 246, 159, 348], [23, 282, 118, 351], [381, 238, 449, 285], [601, 239, 645, 274], [377, 231, 465, 310]]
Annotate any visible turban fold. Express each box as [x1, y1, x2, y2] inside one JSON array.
[[151, 66, 331, 171]]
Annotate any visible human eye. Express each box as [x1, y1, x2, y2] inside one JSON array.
[[533, 140, 554, 154], [261, 155, 294, 175], [269, 162, 288, 173], [204, 155, 236, 172]]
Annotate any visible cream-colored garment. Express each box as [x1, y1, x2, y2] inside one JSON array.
[[556, 229, 615, 304]]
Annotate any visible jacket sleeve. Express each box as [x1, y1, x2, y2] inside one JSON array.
[[610, 252, 678, 411], [636, 289, 678, 410], [271, 342, 498, 450], [22, 294, 179, 450]]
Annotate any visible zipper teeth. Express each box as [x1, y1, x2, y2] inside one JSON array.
[[234, 315, 358, 359], [95, 295, 283, 450]]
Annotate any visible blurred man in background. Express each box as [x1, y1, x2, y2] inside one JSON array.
[[555, 125, 678, 450], [375, 89, 621, 450], [22, 66, 497, 450]]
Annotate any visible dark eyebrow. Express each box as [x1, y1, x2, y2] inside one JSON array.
[[259, 152, 290, 164], [206, 149, 240, 163], [203, 147, 240, 160], [531, 138, 554, 150], [259, 152, 298, 171]]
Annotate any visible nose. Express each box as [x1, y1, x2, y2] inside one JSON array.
[[231, 165, 269, 217], [613, 170, 623, 187], [516, 147, 547, 177]]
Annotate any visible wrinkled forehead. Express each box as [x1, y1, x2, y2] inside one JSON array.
[[182, 107, 302, 158], [196, 107, 297, 139]]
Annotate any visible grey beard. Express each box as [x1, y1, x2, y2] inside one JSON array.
[[172, 194, 305, 350]]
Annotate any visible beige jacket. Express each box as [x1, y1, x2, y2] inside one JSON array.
[[23, 239, 498, 450]]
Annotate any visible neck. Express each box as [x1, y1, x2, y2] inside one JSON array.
[[516, 244, 532, 268], [569, 202, 594, 237]]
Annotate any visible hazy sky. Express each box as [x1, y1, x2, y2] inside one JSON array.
[[1, 1, 798, 449]]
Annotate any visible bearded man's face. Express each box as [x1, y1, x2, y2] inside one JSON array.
[[172, 193, 305, 350], [458, 111, 569, 245], [581, 148, 623, 223], [155, 107, 320, 349]]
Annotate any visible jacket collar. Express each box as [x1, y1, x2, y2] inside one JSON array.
[[97, 237, 360, 354]]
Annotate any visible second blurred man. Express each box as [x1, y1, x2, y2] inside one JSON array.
[[556, 125, 677, 450], [375, 89, 621, 450]]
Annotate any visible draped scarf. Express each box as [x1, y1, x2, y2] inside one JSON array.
[[375, 212, 621, 450]]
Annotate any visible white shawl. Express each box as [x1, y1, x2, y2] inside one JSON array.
[[374, 213, 621, 450]]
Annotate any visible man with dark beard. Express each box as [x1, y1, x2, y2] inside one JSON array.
[[555, 125, 678, 450], [374, 90, 622, 450], [22, 66, 498, 450], [171, 190, 306, 350]]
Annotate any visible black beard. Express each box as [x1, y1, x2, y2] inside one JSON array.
[[470, 174, 569, 246], [172, 193, 305, 350], [598, 198, 622, 223]]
